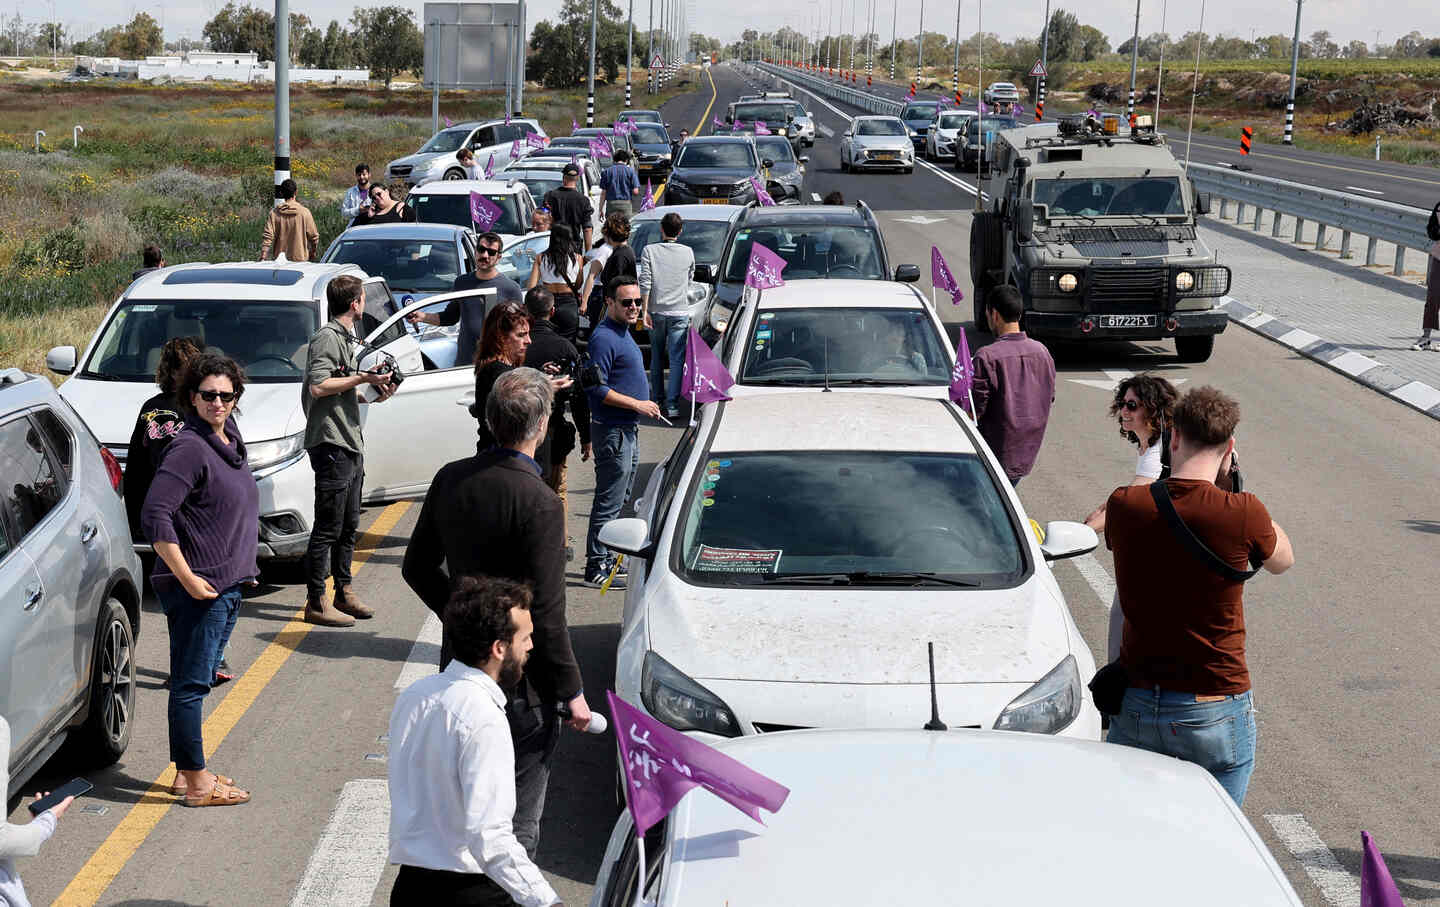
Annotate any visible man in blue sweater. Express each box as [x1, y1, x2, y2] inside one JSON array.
[[583, 275, 660, 587]]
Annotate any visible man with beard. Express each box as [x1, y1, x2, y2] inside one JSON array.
[[387, 577, 562, 906], [402, 367, 593, 859]]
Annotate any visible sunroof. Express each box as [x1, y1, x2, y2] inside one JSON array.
[[163, 267, 305, 287]]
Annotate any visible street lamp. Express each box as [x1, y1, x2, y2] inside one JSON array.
[[1285, 0, 1302, 144]]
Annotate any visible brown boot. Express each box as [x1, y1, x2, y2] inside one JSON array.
[[333, 586, 374, 620], [304, 591, 355, 627]]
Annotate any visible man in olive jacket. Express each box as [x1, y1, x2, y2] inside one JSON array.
[[261, 178, 320, 262]]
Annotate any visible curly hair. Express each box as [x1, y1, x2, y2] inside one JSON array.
[[154, 335, 204, 396], [444, 576, 532, 669], [1109, 373, 1179, 446], [602, 211, 631, 242], [180, 353, 246, 412], [1173, 385, 1241, 448], [475, 301, 533, 368]]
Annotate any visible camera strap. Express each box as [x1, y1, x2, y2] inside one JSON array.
[[1149, 481, 1259, 583]]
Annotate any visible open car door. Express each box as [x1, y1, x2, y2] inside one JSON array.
[[356, 288, 496, 503]]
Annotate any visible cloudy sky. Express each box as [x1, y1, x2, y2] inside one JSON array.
[[71, 0, 1439, 52]]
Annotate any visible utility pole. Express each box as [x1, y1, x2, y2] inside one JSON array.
[[850, 0, 857, 72], [514, 0, 527, 113], [1038, 0, 1050, 119], [889, 0, 896, 79], [273, 0, 288, 208], [916, 0, 924, 85], [866, 0, 875, 80], [1153, 0, 1167, 125], [586, 0, 597, 125], [952, 0, 961, 100], [974, 0, 983, 213], [1126, 0, 1140, 123], [625, 0, 633, 107], [1285, 0, 1302, 144], [647, 0, 654, 93]]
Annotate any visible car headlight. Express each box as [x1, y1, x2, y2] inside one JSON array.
[[993, 655, 1082, 735], [247, 433, 305, 472], [709, 302, 733, 333], [1174, 270, 1195, 292], [1058, 272, 1079, 293], [777, 169, 803, 185], [641, 651, 741, 736]]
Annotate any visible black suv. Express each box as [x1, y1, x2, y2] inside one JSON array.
[[665, 136, 768, 207], [698, 202, 922, 342]]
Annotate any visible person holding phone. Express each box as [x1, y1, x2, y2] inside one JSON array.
[[1, 716, 73, 907]]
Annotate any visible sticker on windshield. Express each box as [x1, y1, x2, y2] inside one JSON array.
[[755, 328, 772, 339], [759, 312, 774, 320], [694, 544, 783, 573], [718, 459, 732, 467], [705, 472, 719, 481], [130, 304, 157, 313]]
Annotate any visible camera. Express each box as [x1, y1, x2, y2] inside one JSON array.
[[368, 359, 405, 389], [580, 362, 603, 389]]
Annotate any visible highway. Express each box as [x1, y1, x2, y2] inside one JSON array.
[[9, 63, 1440, 907]]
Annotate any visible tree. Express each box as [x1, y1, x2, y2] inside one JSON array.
[[203, 3, 276, 59], [1343, 40, 1369, 59], [74, 27, 120, 57], [38, 22, 64, 55], [1392, 30, 1426, 57], [305, 20, 359, 69], [351, 6, 423, 88], [1307, 29, 1338, 59], [1039, 9, 1079, 61], [1208, 36, 1256, 60], [1075, 25, 1110, 61], [108, 13, 164, 58], [1257, 33, 1291, 58]]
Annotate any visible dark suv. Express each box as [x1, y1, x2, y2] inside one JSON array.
[[665, 136, 767, 207], [698, 202, 922, 342]]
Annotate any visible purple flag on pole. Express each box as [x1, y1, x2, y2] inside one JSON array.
[[712, 115, 724, 130], [681, 328, 735, 403], [599, 134, 614, 156], [930, 246, 964, 305], [640, 180, 656, 212], [1013, 103, 1027, 116], [504, 110, 511, 126], [1361, 832, 1405, 907], [1087, 108, 1100, 119], [744, 242, 787, 289], [749, 177, 776, 207], [588, 138, 608, 160], [525, 132, 548, 149], [443, 115, 453, 127], [950, 327, 975, 415], [510, 139, 521, 158], [483, 153, 495, 179], [609, 691, 789, 836], [572, 117, 579, 132], [469, 192, 503, 231], [978, 100, 989, 114], [754, 120, 771, 135]]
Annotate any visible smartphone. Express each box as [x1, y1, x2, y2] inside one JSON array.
[[28, 778, 92, 816]]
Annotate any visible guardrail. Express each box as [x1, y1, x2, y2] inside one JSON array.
[[749, 61, 903, 117]]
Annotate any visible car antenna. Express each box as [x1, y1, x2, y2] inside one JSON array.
[[823, 336, 831, 392], [923, 642, 947, 731]]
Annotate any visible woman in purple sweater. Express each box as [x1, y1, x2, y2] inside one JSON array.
[[141, 354, 258, 808]]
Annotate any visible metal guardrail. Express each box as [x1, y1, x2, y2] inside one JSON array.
[[750, 61, 903, 117]]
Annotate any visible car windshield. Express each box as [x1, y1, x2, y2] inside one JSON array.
[[965, 117, 1018, 139], [676, 451, 1023, 583], [1034, 176, 1186, 217], [623, 111, 662, 123], [82, 300, 318, 383], [938, 113, 969, 129], [324, 238, 461, 292], [742, 307, 949, 385], [755, 137, 796, 163], [498, 235, 549, 282], [550, 137, 590, 148], [512, 174, 562, 203], [631, 123, 669, 143], [733, 103, 790, 123], [902, 104, 938, 120], [857, 119, 905, 136], [722, 225, 884, 282], [676, 142, 756, 169], [410, 192, 526, 235], [631, 219, 730, 265], [418, 126, 471, 154], [784, 102, 806, 119]]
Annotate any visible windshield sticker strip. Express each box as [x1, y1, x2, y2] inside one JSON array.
[[694, 544, 783, 573]]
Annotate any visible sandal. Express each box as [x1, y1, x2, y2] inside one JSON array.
[[182, 780, 251, 808], [170, 772, 235, 797]]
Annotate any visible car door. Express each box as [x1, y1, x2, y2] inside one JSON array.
[[358, 275, 424, 375], [356, 291, 492, 503]]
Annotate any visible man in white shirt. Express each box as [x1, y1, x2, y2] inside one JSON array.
[[388, 577, 562, 907], [340, 163, 372, 222], [638, 211, 696, 419]]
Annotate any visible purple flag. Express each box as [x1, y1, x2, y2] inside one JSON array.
[[1013, 103, 1027, 116], [443, 115, 453, 127], [599, 134, 614, 156], [1086, 108, 1100, 119], [483, 153, 495, 179], [1361, 832, 1404, 907], [978, 100, 989, 114], [525, 132, 548, 149], [930, 246, 964, 305], [640, 180, 656, 212], [588, 138, 609, 160], [572, 117, 579, 132], [510, 139, 521, 158], [712, 115, 724, 130], [682, 327, 735, 403], [609, 691, 788, 836], [469, 191, 503, 231], [754, 119, 771, 135], [744, 242, 786, 290], [749, 177, 776, 207], [504, 110, 511, 126], [950, 327, 975, 415]]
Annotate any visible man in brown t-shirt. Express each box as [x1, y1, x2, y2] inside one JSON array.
[[1104, 386, 1294, 805]]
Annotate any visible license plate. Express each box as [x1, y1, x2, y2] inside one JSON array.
[[1099, 314, 1157, 328], [701, 198, 729, 205], [874, 152, 898, 160]]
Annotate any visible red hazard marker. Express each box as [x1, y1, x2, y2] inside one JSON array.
[[1035, 100, 1044, 122], [867, 75, 872, 86], [1239, 126, 1253, 155]]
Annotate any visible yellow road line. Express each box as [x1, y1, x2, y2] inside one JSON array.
[[650, 66, 718, 206], [54, 501, 413, 907]]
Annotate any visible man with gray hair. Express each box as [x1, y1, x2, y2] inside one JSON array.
[[402, 367, 593, 859]]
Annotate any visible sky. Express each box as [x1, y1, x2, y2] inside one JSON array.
[[66, 0, 1440, 53]]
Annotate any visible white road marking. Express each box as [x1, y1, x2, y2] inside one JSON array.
[[1241, 311, 1277, 328], [1344, 185, 1384, 196], [1263, 814, 1361, 907], [1102, 368, 1134, 382], [1328, 351, 1382, 377], [394, 612, 442, 691], [1070, 553, 1116, 613], [1276, 328, 1322, 349], [1391, 380, 1440, 411], [289, 779, 391, 907], [895, 214, 948, 225], [1068, 378, 1129, 390], [810, 192, 822, 203]]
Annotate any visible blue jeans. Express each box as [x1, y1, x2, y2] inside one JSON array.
[[649, 313, 689, 408], [1106, 686, 1257, 805], [158, 582, 243, 771], [585, 423, 640, 574]]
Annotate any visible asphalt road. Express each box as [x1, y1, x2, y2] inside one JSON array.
[[10, 62, 1440, 907]]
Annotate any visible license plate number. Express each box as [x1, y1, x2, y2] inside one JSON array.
[[1099, 314, 1157, 328], [701, 198, 729, 205], [874, 152, 898, 160]]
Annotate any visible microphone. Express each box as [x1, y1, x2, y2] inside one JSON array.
[[557, 703, 609, 735]]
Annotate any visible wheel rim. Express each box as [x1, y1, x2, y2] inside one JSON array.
[[100, 617, 134, 743], [444, 170, 463, 180]]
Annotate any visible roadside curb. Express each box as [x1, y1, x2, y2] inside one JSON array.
[[1219, 296, 1440, 421]]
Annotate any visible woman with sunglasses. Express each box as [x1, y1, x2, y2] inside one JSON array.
[[526, 223, 593, 343], [1084, 374, 1180, 535], [355, 184, 414, 225], [141, 354, 258, 808]]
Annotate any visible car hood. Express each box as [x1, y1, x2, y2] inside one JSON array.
[[646, 574, 1066, 685], [59, 377, 306, 447], [389, 151, 447, 170], [852, 135, 912, 151], [671, 167, 757, 183], [933, 127, 961, 139]]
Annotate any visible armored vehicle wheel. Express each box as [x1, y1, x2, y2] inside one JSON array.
[[1176, 335, 1215, 363]]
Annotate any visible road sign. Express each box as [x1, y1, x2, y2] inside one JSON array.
[[651, 53, 664, 69], [1029, 60, 1047, 78]]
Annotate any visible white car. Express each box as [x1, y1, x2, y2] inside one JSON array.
[[925, 108, 976, 161], [590, 729, 1305, 906], [598, 393, 1103, 747], [47, 262, 486, 560], [839, 116, 915, 173], [499, 156, 606, 237], [386, 117, 546, 187], [405, 179, 537, 247], [715, 279, 953, 397], [984, 81, 1021, 105]]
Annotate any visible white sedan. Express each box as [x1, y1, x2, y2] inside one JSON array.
[[598, 393, 1103, 745]]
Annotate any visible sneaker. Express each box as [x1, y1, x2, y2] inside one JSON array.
[[582, 569, 627, 590], [665, 404, 681, 420], [1410, 337, 1433, 351]]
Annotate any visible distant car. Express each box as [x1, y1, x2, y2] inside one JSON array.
[[0, 369, 143, 798], [925, 109, 976, 162], [386, 118, 546, 187], [590, 729, 1306, 906], [618, 108, 664, 125], [572, 127, 633, 167], [839, 116, 915, 173], [957, 115, 1019, 171], [984, 81, 1021, 105], [626, 121, 675, 182], [405, 179, 537, 246], [664, 135, 765, 207], [727, 100, 802, 155], [751, 134, 807, 204], [899, 101, 941, 150]]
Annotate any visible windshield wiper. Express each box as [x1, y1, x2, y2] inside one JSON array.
[[80, 371, 127, 381], [758, 571, 981, 587], [827, 377, 939, 386]]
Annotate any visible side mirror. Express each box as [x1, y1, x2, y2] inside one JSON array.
[[1039, 521, 1099, 561], [1016, 199, 1035, 242], [46, 345, 77, 375], [1195, 192, 1212, 215], [762, 158, 775, 168], [693, 263, 717, 284], [842, 131, 852, 139], [799, 155, 810, 164], [597, 517, 652, 558], [893, 264, 921, 283]]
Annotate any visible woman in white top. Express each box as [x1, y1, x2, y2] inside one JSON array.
[[1081, 374, 1179, 662], [1, 716, 75, 907], [526, 223, 593, 342]]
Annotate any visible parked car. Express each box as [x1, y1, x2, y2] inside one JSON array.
[[617, 108, 664, 125], [925, 108, 976, 161], [749, 135, 807, 204], [572, 127, 634, 167], [590, 729, 1306, 906], [664, 135, 765, 206], [47, 263, 485, 560], [0, 368, 143, 797], [405, 179, 537, 246], [839, 116, 915, 173], [956, 115, 1019, 171], [386, 118, 546, 187], [599, 393, 1104, 744], [984, 81, 1021, 105], [626, 121, 675, 182], [899, 100, 941, 151], [630, 203, 745, 331], [498, 157, 605, 237]]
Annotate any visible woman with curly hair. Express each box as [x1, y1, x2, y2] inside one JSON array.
[[125, 335, 205, 541], [1084, 373, 1180, 534]]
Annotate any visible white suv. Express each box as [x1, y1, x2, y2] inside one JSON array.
[[386, 117, 547, 187], [47, 261, 486, 560], [405, 178, 538, 247]]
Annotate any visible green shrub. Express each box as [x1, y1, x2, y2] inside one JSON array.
[[138, 166, 240, 204], [342, 94, 376, 110], [14, 225, 86, 274]]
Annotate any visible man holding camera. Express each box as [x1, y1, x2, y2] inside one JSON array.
[[301, 275, 395, 628], [521, 288, 591, 504]]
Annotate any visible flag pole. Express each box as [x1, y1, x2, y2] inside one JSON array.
[[633, 829, 648, 907], [687, 328, 698, 427]]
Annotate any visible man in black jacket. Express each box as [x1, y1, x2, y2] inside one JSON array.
[[402, 367, 593, 859], [522, 288, 591, 503]]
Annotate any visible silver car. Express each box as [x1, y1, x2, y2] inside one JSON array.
[[925, 109, 976, 162], [839, 116, 915, 174], [0, 368, 142, 796]]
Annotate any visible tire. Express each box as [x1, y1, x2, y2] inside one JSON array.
[[840, 154, 849, 173], [77, 598, 136, 766], [969, 210, 1002, 286], [1175, 334, 1216, 363], [903, 167, 913, 174], [442, 168, 466, 181], [972, 284, 990, 333]]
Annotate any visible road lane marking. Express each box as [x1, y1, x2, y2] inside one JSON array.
[[1344, 185, 1384, 196], [289, 779, 392, 907], [651, 65, 717, 205], [1070, 553, 1116, 613], [394, 612, 443, 691], [53, 501, 413, 907], [1263, 814, 1360, 907]]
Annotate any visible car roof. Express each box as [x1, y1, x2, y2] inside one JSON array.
[[549, 137, 591, 146], [660, 729, 1300, 906], [739, 204, 870, 227], [0, 369, 55, 411], [510, 155, 582, 167], [122, 260, 359, 301], [409, 179, 526, 195], [437, 117, 540, 132], [332, 223, 468, 241], [630, 203, 744, 224], [854, 114, 903, 122], [499, 168, 566, 179], [683, 134, 754, 145], [708, 393, 972, 454], [747, 279, 924, 310]]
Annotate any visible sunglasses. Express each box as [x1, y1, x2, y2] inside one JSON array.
[[617, 299, 642, 309], [1120, 399, 1141, 412], [477, 246, 502, 257], [197, 389, 237, 403]]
